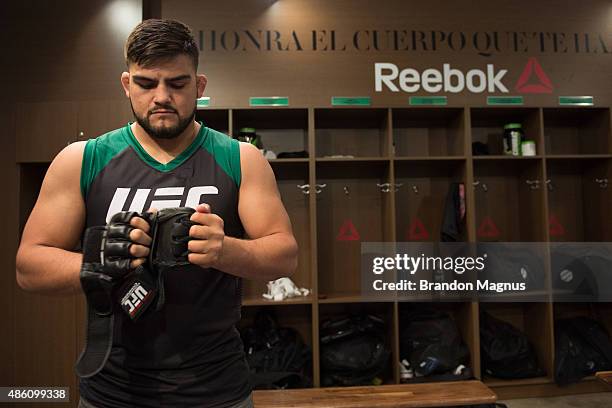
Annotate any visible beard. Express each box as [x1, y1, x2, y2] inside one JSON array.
[[131, 101, 196, 140]]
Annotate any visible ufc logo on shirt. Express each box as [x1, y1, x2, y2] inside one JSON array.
[[106, 186, 219, 222]]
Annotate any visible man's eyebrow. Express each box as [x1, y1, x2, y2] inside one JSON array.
[[167, 75, 191, 81], [132, 75, 155, 82], [131, 75, 191, 82]]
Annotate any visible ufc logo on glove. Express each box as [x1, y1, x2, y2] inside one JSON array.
[[120, 282, 152, 319]]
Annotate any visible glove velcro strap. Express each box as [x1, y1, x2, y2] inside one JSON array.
[[75, 306, 114, 378], [77, 226, 115, 379], [81, 227, 114, 316]]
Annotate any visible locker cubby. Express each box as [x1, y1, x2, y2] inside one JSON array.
[[552, 302, 612, 367], [473, 158, 545, 242], [397, 302, 476, 382], [543, 108, 611, 156], [392, 108, 465, 157], [242, 162, 313, 304], [315, 108, 389, 158], [546, 158, 612, 242], [233, 108, 309, 157], [394, 159, 467, 242], [470, 108, 542, 156], [315, 161, 393, 300], [480, 302, 553, 385], [318, 302, 396, 386], [238, 304, 314, 347], [195, 108, 230, 134], [238, 304, 314, 386]]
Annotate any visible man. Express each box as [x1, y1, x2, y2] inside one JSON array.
[[16, 19, 298, 408]]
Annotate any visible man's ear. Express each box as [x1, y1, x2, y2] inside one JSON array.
[[120, 72, 130, 98], [196, 74, 208, 98]]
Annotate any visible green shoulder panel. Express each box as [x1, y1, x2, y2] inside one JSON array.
[[201, 127, 242, 188], [80, 126, 131, 198]]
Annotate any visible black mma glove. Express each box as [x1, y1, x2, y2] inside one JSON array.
[[111, 207, 198, 319], [146, 207, 198, 311], [80, 211, 155, 319]]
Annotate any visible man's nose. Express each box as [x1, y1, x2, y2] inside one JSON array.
[[153, 83, 172, 104]]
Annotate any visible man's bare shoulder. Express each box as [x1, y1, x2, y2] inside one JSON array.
[[43, 141, 87, 194], [54, 141, 87, 165]]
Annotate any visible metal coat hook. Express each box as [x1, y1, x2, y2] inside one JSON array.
[[412, 185, 419, 194], [394, 182, 403, 192], [546, 179, 553, 191], [473, 180, 488, 192], [297, 184, 310, 195], [525, 179, 540, 190], [315, 183, 327, 194], [376, 183, 391, 193], [343, 186, 350, 195], [595, 178, 608, 189]]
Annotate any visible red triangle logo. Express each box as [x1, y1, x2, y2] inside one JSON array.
[[515, 57, 554, 94], [549, 214, 566, 237], [477, 216, 500, 238], [336, 219, 360, 241], [407, 218, 430, 240]]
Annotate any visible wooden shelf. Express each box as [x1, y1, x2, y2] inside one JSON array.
[[394, 156, 467, 161], [268, 158, 309, 163], [484, 376, 553, 388], [316, 156, 391, 162], [473, 155, 543, 160], [545, 154, 612, 160], [242, 295, 314, 306]]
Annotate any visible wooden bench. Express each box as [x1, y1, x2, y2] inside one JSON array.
[[596, 371, 612, 388], [253, 380, 497, 408]]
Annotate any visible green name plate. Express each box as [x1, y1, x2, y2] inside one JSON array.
[[409, 96, 448, 106], [249, 97, 289, 107], [487, 96, 524, 105], [331, 96, 371, 106], [559, 96, 594, 106], [196, 97, 210, 108]]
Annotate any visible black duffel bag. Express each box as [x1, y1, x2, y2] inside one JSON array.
[[240, 311, 312, 389], [480, 311, 545, 379], [400, 308, 471, 379], [555, 316, 612, 385], [320, 314, 390, 386]]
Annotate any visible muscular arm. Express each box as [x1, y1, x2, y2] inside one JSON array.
[[189, 142, 298, 281], [16, 142, 87, 294], [16, 143, 152, 295]]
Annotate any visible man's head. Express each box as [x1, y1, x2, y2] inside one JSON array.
[[121, 19, 207, 140]]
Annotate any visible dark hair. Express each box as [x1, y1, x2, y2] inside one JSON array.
[[125, 19, 198, 70]]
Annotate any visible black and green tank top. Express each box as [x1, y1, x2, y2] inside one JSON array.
[[79, 123, 251, 408]]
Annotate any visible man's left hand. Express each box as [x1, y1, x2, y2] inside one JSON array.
[[187, 203, 225, 268]]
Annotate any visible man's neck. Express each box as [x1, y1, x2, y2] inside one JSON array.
[[130, 121, 200, 165]]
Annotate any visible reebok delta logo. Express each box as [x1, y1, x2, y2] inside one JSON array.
[[515, 57, 554, 94], [106, 186, 219, 222], [374, 57, 554, 94]]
